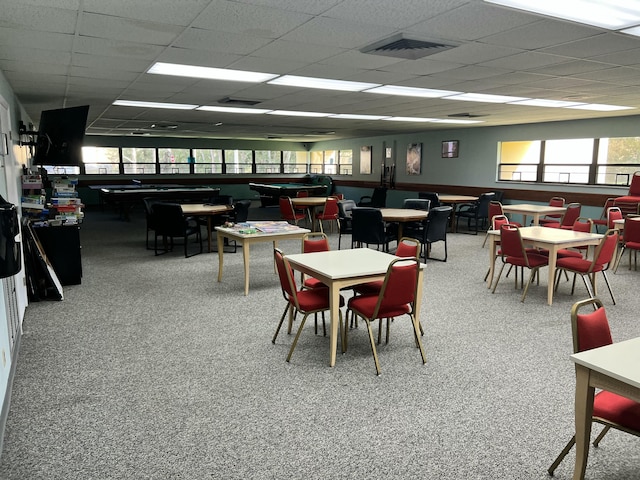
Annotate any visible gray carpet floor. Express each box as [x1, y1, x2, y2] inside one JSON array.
[[0, 205, 638, 480]]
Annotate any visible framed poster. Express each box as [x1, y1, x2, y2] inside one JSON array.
[[406, 143, 422, 175], [442, 140, 459, 158], [360, 146, 372, 174]]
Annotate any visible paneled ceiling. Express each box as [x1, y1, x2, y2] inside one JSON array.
[[2, 0, 640, 142]]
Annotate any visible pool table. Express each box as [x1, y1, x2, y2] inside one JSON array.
[[249, 182, 328, 207]]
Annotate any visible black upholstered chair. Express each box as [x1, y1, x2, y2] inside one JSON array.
[[151, 203, 202, 258], [419, 206, 452, 262], [455, 192, 495, 234], [351, 207, 396, 251], [337, 199, 356, 249], [418, 191, 440, 208], [143, 197, 163, 250], [358, 187, 387, 208]]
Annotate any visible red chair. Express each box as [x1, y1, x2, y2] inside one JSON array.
[[279, 196, 305, 225], [606, 206, 623, 229], [271, 249, 344, 362], [539, 217, 594, 260], [592, 197, 616, 232], [346, 257, 426, 375], [482, 201, 520, 247], [543, 202, 581, 229], [539, 196, 566, 225], [315, 196, 340, 234], [301, 232, 330, 335], [548, 298, 640, 476], [554, 229, 619, 304], [614, 216, 640, 272], [491, 224, 549, 302]]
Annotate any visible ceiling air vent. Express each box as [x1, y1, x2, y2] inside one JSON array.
[[448, 113, 487, 118], [218, 97, 262, 106], [361, 34, 458, 60]]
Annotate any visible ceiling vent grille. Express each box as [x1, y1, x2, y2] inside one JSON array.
[[218, 97, 261, 106], [448, 112, 487, 118], [361, 34, 458, 60]]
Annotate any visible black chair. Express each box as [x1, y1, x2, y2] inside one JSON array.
[[402, 198, 430, 234], [351, 207, 396, 251], [455, 192, 495, 234], [337, 199, 356, 249], [143, 197, 163, 250], [228, 200, 251, 253], [403, 198, 430, 211], [419, 206, 451, 262], [358, 187, 387, 208], [418, 191, 440, 208], [151, 203, 202, 258]]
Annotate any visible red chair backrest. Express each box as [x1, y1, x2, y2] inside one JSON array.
[[572, 218, 592, 233], [624, 217, 640, 242], [279, 196, 296, 219], [593, 229, 619, 268], [492, 215, 509, 230], [322, 197, 339, 218], [549, 197, 565, 207], [396, 239, 418, 258], [488, 201, 503, 222], [378, 258, 419, 311], [303, 235, 329, 253], [607, 207, 623, 229], [573, 302, 613, 353], [561, 203, 581, 227], [296, 190, 309, 198], [629, 171, 640, 196], [499, 224, 525, 258], [274, 248, 298, 301]]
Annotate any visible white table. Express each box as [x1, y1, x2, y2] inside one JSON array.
[[487, 226, 603, 305], [501, 204, 566, 226], [285, 248, 426, 367], [570, 337, 640, 479], [379, 208, 429, 239], [216, 223, 310, 295]]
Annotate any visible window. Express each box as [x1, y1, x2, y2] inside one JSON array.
[[283, 151, 308, 174], [309, 151, 323, 174], [224, 150, 252, 174], [497, 137, 640, 186], [193, 148, 222, 174], [158, 148, 190, 174], [255, 150, 281, 174], [338, 150, 352, 175], [82, 147, 120, 174], [323, 150, 337, 175], [122, 147, 156, 174]]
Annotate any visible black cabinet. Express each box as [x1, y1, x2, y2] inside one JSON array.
[[33, 225, 82, 286]]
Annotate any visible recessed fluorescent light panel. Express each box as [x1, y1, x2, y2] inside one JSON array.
[[148, 62, 278, 83], [266, 110, 332, 117], [508, 99, 586, 108], [268, 75, 380, 92], [196, 106, 272, 114], [567, 103, 634, 111], [444, 92, 529, 103], [329, 114, 390, 120], [364, 85, 461, 98], [484, 1, 640, 30], [383, 117, 437, 122], [113, 100, 197, 110]]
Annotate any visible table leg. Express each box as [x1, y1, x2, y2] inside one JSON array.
[[272, 241, 278, 273], [397, 223, 404, 241], [546, 245, 559, 305], [243, 241, 251, 296], [217, 232, 225, 282], [207, 217, 212, 253], [329, 282, 340, 367], [573, 365, 594, 480]]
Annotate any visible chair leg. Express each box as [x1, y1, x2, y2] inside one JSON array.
[[593, 425, 611, 447], [491, 263, 506, 293], [521, 267, 537, 302], [286, 313, 311, 362], [363, 317, 381, 376], [272, 304, 290, 343], [600, 271, 616, 304], [411, 314, 427, 364], [548, 435, 575, 476]]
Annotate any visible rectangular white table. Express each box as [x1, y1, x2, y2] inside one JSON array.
[[570, 337, 640, 479], [487, 226, 603, 305], [285, 248, 426, 367], [501, 204, 566, 226], [216, 222, 310, 295]]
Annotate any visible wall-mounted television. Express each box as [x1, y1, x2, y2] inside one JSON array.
[[442, 140, 459, 158], [34, 105, 89, 166]]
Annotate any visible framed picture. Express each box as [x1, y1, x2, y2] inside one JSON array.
[[442, 140, 459, 158], [406, 143, 421, 175], [360, 146, 372, 174]]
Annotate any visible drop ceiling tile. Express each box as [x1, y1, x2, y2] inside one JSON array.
[[431, 64, 512, 81], [481, 19, 601, 50], [0, 2, 78, 34], [78, 13, 184, 45], [428, 42, 524, 65], [589, 48, 640, 67], [174, 28, 272, 55], [0, 27, 74, 51], [227, 56, 307, 75], [542, 33, 640, 58], [527, 60, 614, 76], [480, 51, 573, 70], [378, 58, 464, 76], [230, 0, 343, 16], [322, 50, 406, 70], [83, 0, 210, 26], [573, 66, 640, 83], [251, 40, 346, 64], [74, 36, 164, 59], [155, 48, 241, 69]]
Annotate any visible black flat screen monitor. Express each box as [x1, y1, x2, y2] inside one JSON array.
[[34, 105, 89, 166]]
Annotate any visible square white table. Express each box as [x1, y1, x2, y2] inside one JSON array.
[[570, 337, 640, 479], [487, 226, 603, 305], [285, 248, 426, 367], [501, 204, 566, 226], [216, 223, 310, 295]]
